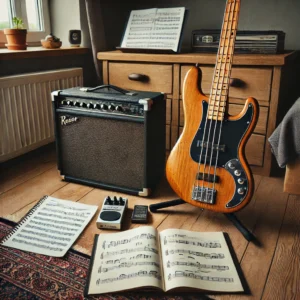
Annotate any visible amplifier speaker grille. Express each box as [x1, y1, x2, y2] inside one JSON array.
[[58, 114, 145, 190]]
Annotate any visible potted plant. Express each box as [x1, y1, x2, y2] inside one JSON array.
[[4, 17, 27, 50]]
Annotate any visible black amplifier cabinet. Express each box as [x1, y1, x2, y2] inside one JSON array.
[[51, 86, 166, 196]]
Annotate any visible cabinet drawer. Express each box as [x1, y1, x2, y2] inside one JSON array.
[[179, 101, 268, 134], [180, 66, 272, 104], [109, 62, 172, 94], [178, 127, 265, 166]]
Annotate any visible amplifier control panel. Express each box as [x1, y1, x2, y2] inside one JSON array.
[[58, 98, 145, 117]]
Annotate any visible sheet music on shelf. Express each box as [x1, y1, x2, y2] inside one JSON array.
[[119, 7, 187, 53], [1, 196, 98, 257]]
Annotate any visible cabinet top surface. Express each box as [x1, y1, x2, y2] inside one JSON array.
[[97, 50, 299, 66]]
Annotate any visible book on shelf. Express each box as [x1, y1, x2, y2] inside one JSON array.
[[85, 226, 243, 295], [1, 195, 98, 257], [118, 7, 188, 53]]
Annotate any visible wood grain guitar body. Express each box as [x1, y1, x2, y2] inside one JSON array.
[[166, 66, 259, 213]]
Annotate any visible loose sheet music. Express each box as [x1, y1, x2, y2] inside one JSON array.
[[2, 196, 98, 257], [120, 7, 186, 52]]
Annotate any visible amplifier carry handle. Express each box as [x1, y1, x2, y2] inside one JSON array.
[[80, 85, 137, 96]]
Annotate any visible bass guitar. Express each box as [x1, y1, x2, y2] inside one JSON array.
[[166, 0, 259, 213]]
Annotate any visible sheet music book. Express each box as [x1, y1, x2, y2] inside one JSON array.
[[85, 226, 243, 295], [119, 7, 187, 53], [1, 195, 98, 257]]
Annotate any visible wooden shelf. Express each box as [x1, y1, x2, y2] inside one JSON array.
[[0, 46, 90, 60]]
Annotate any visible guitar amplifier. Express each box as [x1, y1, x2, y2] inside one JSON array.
[[51, 85, 166, 196]]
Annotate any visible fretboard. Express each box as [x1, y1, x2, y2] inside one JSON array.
[[207, 0, 241, 121]]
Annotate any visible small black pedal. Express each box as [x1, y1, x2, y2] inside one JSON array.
[[131, 205, 148, 223]]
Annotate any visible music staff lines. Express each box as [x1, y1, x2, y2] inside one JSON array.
[[101, 246, 158, 258], [11, 238, 63, 252], [98, 261, 160, 273], [165, 249, 225, 259], [102, 233, 156, 249], [20, 229, 71, 242], [105, 254, 154, 264], [30, 220, 78, 232], [167, 261, 229, 271], [41, 206, 91, 217], [16, 233, 68, 247], [33, 216, 82, 228], [164, 237, 221, 248], [45, 202, 92, 212], [96, 270, 161, 285], [25, 224, 75, 237], [37, 211, 86, 223], [167, 271, 233, 282]]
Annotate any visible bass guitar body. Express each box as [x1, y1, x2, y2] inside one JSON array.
[[166, 66, 259, 213]]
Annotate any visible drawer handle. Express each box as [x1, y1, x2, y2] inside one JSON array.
[[230, 78, 245, 88], [128, 73, 149, 82]]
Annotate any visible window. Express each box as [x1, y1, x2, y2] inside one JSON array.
[[0, 0, 50, 47]]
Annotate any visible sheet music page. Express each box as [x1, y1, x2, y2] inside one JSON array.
[[160, 229, 243, 292], [121, 7, 185, 52], [88, 226, 163, 295], [2, 196, 98, 257]]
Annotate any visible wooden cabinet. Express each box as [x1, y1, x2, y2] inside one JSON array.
[[98, 51, 300, 176]]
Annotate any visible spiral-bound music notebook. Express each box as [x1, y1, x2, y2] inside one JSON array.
[[1, 195, 98, 257]]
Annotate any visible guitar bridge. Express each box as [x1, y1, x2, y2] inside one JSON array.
[[192, 187, 216, 204]]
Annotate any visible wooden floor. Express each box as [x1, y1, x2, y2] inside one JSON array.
[[1, 144, 299, 300]]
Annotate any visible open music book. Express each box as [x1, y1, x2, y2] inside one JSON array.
[[85, 226, 243, 295], [119, 7, 187, 53], [1, 196, 98, 257]]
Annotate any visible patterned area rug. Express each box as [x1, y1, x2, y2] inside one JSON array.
[[0, 218, 210, 300]]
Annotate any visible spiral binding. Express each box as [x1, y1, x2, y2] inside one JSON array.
[[1, 195, 49, 244]]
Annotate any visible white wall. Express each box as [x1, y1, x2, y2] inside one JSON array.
[[49, 0, 81, 47]]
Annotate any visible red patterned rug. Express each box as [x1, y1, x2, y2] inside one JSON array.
[[0, 218, 210, 300]]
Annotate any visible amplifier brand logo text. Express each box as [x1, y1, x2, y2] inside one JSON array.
[[61, 115, 79, 126]]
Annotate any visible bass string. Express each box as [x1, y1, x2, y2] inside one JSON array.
[[207, 0, 239, 196], [195, 0, 234, 201], [212, 0, 240, 190]]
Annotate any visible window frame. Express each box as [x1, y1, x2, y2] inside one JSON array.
[[0, 0, 50, 47]]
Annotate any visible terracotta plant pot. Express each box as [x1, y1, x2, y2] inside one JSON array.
[[4, 29, 27, 50]]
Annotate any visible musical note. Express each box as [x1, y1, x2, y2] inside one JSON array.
[[166, 260, 229, 271], [165, 249, 225, 259]]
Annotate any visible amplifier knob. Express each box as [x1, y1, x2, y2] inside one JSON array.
[[67, 101, 72, 106], [101, 104, 108, 110], [93, 103, 100, 109], [115, 106, 123, 112], [108, 104, 115, 111], [86, 103, 93, 109], [80, 102, 87, 108], [73, 101, 80, 107]]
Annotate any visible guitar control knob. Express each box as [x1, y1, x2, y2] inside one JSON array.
[[228, 162, 235, 169], [105, 196, 112, 205], [101, 104, 108, 110], [234, 170, 241, 176], [115, 106, 123, 112], [113, 196, 118, 205], [108, 104, 115, 111], [238, 178, 245, 185], [237, 188, 245, 195]]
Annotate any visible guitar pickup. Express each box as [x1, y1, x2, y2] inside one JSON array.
[[196, 173, 219, 183], [197, 140, 226, 152]]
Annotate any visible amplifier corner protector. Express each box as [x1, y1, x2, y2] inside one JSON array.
[[139, 98, 153, 111], [57, 170, 65, 180], [138, 188, 151, 197], [51, 90, 62, 101], [161, 92, 167, 100]]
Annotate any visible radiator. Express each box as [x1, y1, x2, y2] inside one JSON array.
[[0, 68, 83, 162]]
